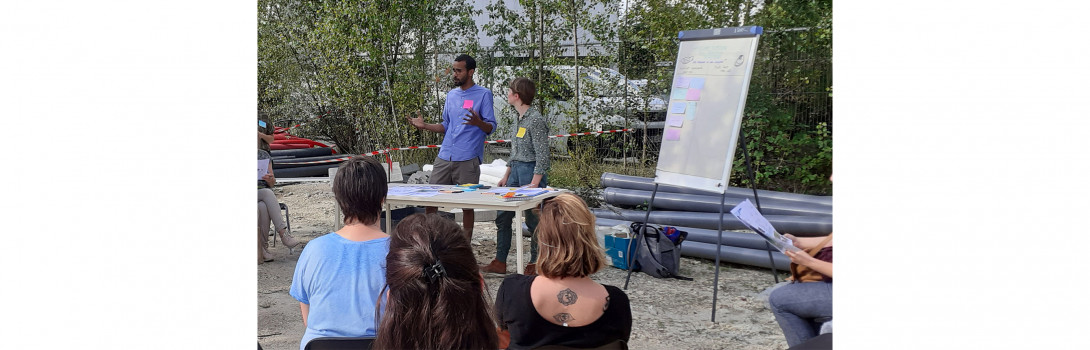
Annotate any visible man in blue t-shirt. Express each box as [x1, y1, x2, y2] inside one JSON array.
[[407, 54, 496, 239]]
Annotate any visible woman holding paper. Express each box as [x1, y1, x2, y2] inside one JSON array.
[[482, 77, 550, 275], [767, 233, 833, 346], [258, 135, 301, 263]]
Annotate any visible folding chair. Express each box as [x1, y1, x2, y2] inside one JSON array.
[[268, 202, 290, 247], [303, 336, 375, 350]]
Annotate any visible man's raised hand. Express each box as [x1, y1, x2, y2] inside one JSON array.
[[406, 111, 425, 129]]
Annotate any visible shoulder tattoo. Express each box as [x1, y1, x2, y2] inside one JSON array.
[[557, 288, 578, 306], [604, 295, 611, 311]]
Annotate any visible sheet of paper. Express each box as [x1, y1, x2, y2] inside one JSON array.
[[670, 88, 688, 100], [462, 100, 473, 109], [685, 88, 702, 101], [668, 101, 687, 114], [673, 76, 690, 88], [663, 128, 681, 141], [729, 199, 801, 253], [689, 77, 706, 89], [388, 185, 446, 196], [685, 102, 698, 120], [666, 114, 685, 127], [258, 159, 270, 180]]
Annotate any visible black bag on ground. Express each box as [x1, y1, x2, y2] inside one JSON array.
[[630, 222, 692, 280]]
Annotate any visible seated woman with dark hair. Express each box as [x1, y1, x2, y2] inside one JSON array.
[[289, 156, 390, 350], [373, 213, 498, 350], [768, 233, 833, 347], [495, 193, 632, 350]]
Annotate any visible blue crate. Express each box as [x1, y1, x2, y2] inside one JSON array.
[[603, 235, 639, 270]]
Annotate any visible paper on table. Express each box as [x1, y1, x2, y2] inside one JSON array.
[[663, 128, 681, 141], [670, 88, 688, 100], [729, 199, 801, 253], [668, 101, 687, 114], [258, 159, 270, 180], [666, 114, 685, 127], [685, 102, 698, 120], [463, 100, 474, 109], [685, 88, 702, 101]]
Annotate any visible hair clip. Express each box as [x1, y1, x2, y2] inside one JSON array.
[[423, 260, 446, 283]]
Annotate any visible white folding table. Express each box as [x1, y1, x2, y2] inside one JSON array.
[[383, 184, 564, 274]]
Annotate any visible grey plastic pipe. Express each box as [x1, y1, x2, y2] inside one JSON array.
[[603, 187, 832, 216], [600, 172, 832, 206], [680, 241, 791, 270], [595, 218, 777, 251], [592, 206, 832, 236]]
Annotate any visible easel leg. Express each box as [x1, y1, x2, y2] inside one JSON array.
[[711, 192, 727, 322], [739, 129, 779, 283], [624, 183, 658, 290]]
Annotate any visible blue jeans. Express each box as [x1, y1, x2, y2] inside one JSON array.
[[494, 161, 547, 263], [768, 281, 833, 347]]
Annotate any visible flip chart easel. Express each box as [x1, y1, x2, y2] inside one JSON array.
[[619, 26, 778, 322]]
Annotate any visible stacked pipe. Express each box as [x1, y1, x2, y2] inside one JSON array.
[[269, 147, 345, 178], [594, 173, 832, 270]]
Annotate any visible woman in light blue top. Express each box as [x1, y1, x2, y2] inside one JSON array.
[[289, 156, 390, 350]]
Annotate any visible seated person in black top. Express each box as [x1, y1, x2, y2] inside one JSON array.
[[495, 193, 632, 350]]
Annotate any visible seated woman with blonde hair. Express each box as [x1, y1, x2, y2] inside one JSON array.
[[495, 193, 632, 349]]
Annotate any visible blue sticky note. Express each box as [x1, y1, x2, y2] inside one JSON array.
[[685, 102, 698, 120], [669, 101, 687, 114], [258, 120, 267, 128], [689, 77, 705, 89], [670, 88, 688, 100], [673, 77, 690, 88]]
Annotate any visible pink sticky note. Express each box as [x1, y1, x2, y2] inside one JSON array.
[[664, 128, 681, 141], [462, 100, 474, 109], [666, 114, 684, 127], [685, 88, 701, 101]]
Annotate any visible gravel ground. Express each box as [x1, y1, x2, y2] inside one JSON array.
[[258, 182, 791, 350]]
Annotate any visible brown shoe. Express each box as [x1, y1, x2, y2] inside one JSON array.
[[524, 263, 536, 275], [481, 259, 507, 274]]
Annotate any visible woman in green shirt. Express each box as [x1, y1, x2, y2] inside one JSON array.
[[482, 77, 550, 275]]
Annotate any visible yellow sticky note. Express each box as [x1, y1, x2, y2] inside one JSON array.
[[516, 127, 527, 138]]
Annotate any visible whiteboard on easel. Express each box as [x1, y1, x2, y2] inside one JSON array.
[[654, 26, 762, 194]]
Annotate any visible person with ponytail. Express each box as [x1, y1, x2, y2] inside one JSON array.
[[373, 213, 498, 350]]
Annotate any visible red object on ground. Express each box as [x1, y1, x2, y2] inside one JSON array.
[[272, 138, 329, 147]]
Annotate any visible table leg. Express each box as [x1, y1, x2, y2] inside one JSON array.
[[515, 209, 524, 274], [385, 203, 393, 234]]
